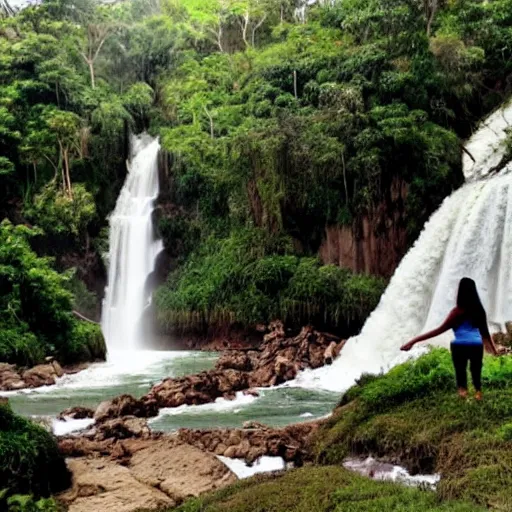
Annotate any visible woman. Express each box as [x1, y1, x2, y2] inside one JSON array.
[[401, 277, 498, 400]]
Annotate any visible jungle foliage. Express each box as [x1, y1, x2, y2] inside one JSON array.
[[1, 0, 512, 336]]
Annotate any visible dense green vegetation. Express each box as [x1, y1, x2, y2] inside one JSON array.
[[0, 402, 70, 503], [314, 349, 512, 508], [0, 219, 105, 366], [2, 0, 511, 340], [151, 0, 512, 334], [155, 228, 386, 332]]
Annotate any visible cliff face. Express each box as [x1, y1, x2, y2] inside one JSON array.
[[318, 179, 408, 278]]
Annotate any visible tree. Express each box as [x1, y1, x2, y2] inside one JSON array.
[[43, 108, 82, 197]]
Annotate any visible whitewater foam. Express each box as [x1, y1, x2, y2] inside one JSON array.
[[217, 455, 287, 479]]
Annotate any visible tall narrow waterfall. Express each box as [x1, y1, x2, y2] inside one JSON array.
[[294, 101, 512, 392], [102, 134, 163, 350]]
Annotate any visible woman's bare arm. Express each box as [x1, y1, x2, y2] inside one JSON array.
[[401, 308, 460, 351]]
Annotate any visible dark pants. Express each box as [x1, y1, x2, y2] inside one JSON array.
[[450, 343, 484, 391]]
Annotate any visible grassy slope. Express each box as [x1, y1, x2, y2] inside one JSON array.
[[163, 349, 512, 511], [170, 466, 483, 512], [314, 349, 512, 509]]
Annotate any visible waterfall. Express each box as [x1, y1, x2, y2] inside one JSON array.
[[101, 134, 164, 350], [293, 101, 512, 392]]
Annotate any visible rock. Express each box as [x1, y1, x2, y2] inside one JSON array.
[[216, 352, 252, 371], [96, 417, 151, 440], [324, 341, 345, 365], [0, 363, 26, 391], [242, 421, 268, 430], [58, 437, 115, 458], [58, 458, 174, 512], [243, 388, 259, 397], [263, 320, 285, 343], [21, 364, 58, 388], [99, 324, 341, 419], [177, 421, 321, 465], [506, 321, 512, 338], [58, 407, 95, 420], [94, 395, 158, 422], [52, 360, 65, 378], [129, 439, 236, 501], [223, 445, 238, 458]]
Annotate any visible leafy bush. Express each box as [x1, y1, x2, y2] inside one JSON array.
[[4, 494, 60, 512], [26, 183, 96, 239], [0, 328, 45, 367], [64, 321, 106, 364], [0, 403, 71, 501], [0, 220, 105, 366]]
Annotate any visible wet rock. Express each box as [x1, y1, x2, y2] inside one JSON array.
[[243, 388, 260, 398], [94, 394, 158, 422], [58, 407, 95, 420], [92, 324, 342, 420], [0, 364, 26, 391], [22, 364, 58, 387], [96, 417, 151, 441], [216, 352, 252, 371], [177, 421, 320, 465]]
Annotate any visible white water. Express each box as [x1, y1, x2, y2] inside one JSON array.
[[343, 457, 440, 489], [102, 134, 163, 350], [292, 101, 512, 392], [217, 455, 287, 479]]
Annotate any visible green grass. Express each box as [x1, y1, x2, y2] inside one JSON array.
[[313, 349, 512, 509], [164, 466, 483, 512]]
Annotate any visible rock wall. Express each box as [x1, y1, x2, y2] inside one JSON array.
[[319, 178, 408, 277]]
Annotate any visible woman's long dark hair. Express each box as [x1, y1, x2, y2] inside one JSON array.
[[456, 277, 487, 329]]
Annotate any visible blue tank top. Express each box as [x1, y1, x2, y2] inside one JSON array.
[[452, 320, 483, 345]]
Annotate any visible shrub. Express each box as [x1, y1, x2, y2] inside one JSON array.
[[0, 328, 45, 367], [155, 228, 386, 334], [0, 220, 106, 366], [0, 403, 71, 501], [62, 321, 106, 364]]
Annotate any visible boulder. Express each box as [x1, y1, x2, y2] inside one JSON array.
[[96, 417, 151, 440], [0, 363, 26, 391], [94, 395, 158, 422], [58, 407, 95, 420], [58, 458, 174, 512], [129, 439, 236, 501], [22, 364, 58, 387], [216, 352, 252, 371]]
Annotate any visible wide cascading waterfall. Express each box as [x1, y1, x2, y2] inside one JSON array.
[[293, 101, 512, 392], [102, 134, 164, 350]]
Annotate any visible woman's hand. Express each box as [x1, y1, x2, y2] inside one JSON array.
[[400, 340, 416, 351]]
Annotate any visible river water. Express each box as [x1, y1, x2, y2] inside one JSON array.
[[6, 349, 338, 433]]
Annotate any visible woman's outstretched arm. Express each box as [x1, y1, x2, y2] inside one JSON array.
[[401, 308, 460, 351]]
